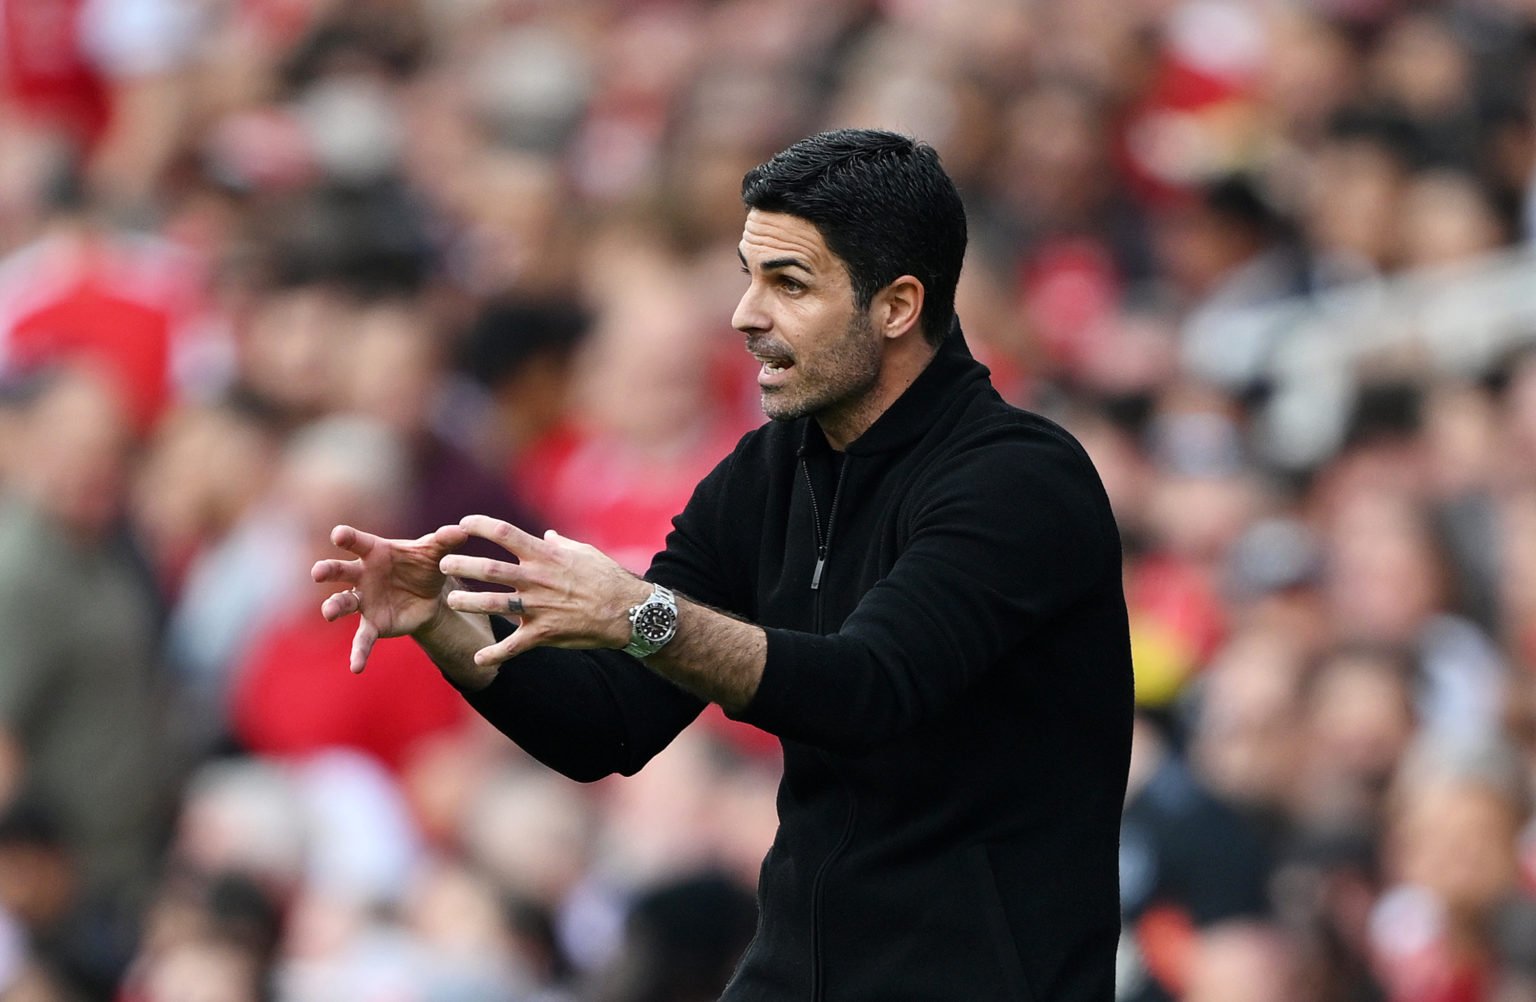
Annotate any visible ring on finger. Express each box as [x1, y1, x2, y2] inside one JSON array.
[[506, 595, 524, 615]]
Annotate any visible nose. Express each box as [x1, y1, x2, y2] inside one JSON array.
[[732, 282, 768, 335]]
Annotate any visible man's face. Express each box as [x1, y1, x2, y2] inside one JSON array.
[[732, 210, 882, 427]]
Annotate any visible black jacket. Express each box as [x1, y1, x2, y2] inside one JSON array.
[[466, 328, 1134, 1001]]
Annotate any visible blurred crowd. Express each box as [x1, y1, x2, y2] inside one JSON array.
[[2, 0, 1536, 1000]]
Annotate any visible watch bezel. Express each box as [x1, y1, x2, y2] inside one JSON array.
[[624, 584, 678, 657]]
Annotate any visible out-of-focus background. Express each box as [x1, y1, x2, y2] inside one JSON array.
[[1, 0, 1536, 999]]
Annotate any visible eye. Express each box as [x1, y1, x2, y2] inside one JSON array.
[[778, 277, 805, 294]]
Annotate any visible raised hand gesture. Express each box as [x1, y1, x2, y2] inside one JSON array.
[[311, 523, 470, 674]]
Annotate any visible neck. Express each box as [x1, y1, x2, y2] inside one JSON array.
[[817, 336, 938, 451]]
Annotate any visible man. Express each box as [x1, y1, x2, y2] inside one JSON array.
[[0, 366, 166, 991], [314, 130, 1134, 1001]]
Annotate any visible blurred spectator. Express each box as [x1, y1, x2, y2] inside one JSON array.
[[1220, 516, 1328, 657], [0, 0, 202, 209], [1189, 625, 1309, 838], [131, 397, 282, 601], [339, 293, 540, 562], [1362, 12, 1480, 175], [1181, 921, 1307, 1002], [457, 765, 593, 924], [458, 297, 590, 488], [1293, 644, 1419, 835], [169, 759, 306, 904], [1173, 175, 1310, 392], [226, 417, 470, 771], [589, 871, 757, 1002], [1298, 124, 1407, 285], [159, 410, 370, 737], [0, 800, 89, 998], [0, 206, 214, 434], [1422, 378, 1503, 635], [1396, 169, 1508, 272], [1119, 713, 1272, 1002], [0, 366, 167, 993], [1371, 738, 1531, 1002], [1321, 480, 1507, 741], [119, 868, 280, 1002], [1270, 826, 1387, 1002]]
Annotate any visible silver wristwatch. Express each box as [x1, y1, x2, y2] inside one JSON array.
[[623, 583, 678, 658]]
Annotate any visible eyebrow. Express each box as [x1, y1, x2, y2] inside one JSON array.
[[738, 249, 814, 274]]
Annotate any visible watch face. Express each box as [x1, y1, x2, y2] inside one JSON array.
[[634, 602, 677, 642]]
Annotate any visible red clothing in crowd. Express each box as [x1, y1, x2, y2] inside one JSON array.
[[231, 606, 470, 774], [0, 230, 209, 432], [0, 0, 111, 146]]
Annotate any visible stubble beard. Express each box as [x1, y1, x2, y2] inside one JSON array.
[[760, 310, 882, 428]]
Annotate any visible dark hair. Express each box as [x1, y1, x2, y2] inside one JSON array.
[[459, 298, 591, 388], [741, 129, 967, 345]]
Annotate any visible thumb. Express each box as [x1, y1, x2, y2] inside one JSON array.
[[349, 618, 380, 675]]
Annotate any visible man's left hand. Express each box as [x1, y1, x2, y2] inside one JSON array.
[[437, 514, 651, 666]]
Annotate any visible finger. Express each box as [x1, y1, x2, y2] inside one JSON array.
[[439, 554, 528, 588], [312, 558, 362, 584], [446, 589, 527, 617], [320, 588, 361, 622], [473, 629, 533, 667], [349, 617, 380, 675], [459, 514, 546, 557], [331, 524, 380, 557], [431, 523, 470, 549]]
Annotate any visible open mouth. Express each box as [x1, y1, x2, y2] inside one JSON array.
[[750, 344, 795, 385]]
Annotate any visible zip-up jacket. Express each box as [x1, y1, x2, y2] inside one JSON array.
[[465, 326, 1134, 1001]]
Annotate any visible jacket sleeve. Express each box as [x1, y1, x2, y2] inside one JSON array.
[[730, 430, 1118, 753], [461, 444, 750, 781]]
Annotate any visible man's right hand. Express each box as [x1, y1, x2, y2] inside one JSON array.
[[312, 523, 471, 674]]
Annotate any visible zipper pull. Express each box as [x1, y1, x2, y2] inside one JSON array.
[[811, 551, 826, 590]]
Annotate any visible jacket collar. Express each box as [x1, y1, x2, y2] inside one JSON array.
[[800, 318, 990, 457]]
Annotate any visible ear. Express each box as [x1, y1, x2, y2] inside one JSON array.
[[872, 276, 925, 341]]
